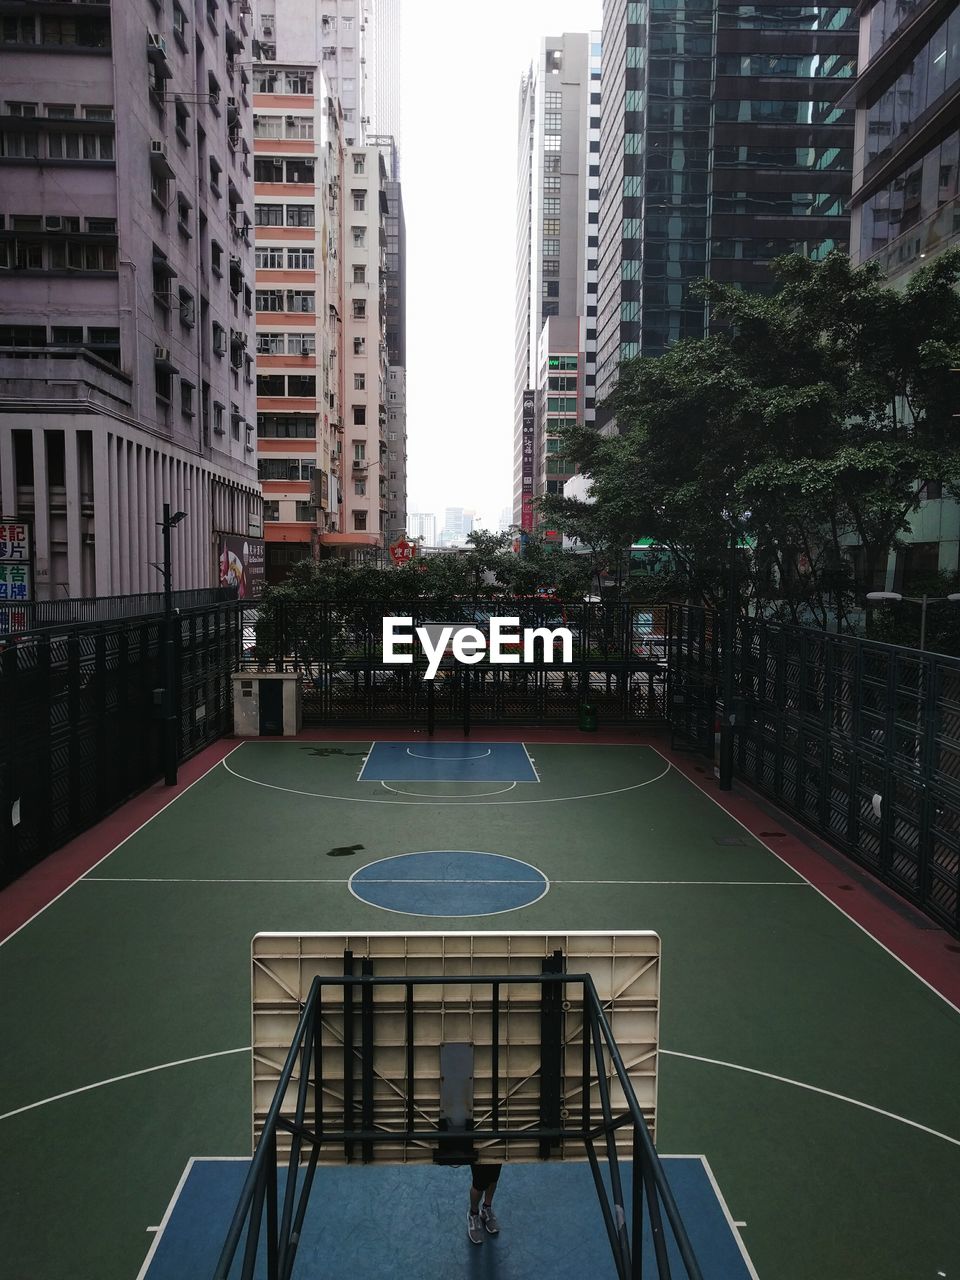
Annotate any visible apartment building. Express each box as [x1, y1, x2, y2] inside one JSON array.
[[341, 142, 389, 550], [0, 0, 261, 600]]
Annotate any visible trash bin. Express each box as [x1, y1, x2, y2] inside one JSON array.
[[579, 700, 598, 732]]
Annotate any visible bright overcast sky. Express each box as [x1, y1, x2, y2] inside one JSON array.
[[399, 0, 604, 532]]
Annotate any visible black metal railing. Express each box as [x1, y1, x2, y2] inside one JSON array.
[[0, 587, 236, 634], [667, 605, 960, 936], [241, 599, 670, 726], [0, 599, 242, 888], [215, 968, 703, 1280]]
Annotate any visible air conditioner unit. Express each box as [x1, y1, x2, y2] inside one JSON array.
[[147, 32, 167, 56], [154, 346, 171, 362], [261, 22, 274, 37], [213, 331, 227, 355], [150, 139, 168, 160], [285, 114, 297, 124], [213, 424, 226, 435], [230, 254, 242, 269], [44, 216, 64, 232]]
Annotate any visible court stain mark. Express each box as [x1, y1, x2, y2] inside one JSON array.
[[302, 748, 368, 759], [326, 843, 365, 858]]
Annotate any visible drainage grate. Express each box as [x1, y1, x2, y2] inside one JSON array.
[[713, 836, 747, 847]]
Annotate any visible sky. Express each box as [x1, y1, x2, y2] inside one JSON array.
[[399, 0, 604, 532]]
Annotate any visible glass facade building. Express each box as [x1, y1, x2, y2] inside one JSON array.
[[597, 0, 859, 406], [848, 0, 960, 280]]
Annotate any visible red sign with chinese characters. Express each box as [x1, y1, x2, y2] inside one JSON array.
[[389, 538, 417, 566]]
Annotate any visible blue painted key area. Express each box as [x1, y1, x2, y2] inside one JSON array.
[[359, 741, 538, 782], [144, 1157, 754, 1280], [349, 850, 549, 916]]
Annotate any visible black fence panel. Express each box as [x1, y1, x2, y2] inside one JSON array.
[[666, 605, 960, 936], [0, 601, 241, 889], [242, 600, 670, 727]]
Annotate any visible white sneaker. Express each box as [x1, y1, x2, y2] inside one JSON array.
[[467, 1211, 484, 1245], [480, 1205, 499, 1235]]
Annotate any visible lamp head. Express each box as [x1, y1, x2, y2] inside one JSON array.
[[866, 592, 902, 602]]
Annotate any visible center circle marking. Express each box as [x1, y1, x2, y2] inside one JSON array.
[[348, 850, 549, 918]]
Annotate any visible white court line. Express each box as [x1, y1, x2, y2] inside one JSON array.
[[521, 742, 541, 783], [661, 1049, 960, 1149], [222, 752, 672, 805], [134, 1157, 197, 1280], [0, 743, 244, 949], [135, 1155, 252, 1280], [0, 1046, 250, 1123], [696, 1154, 760, 1280], [84, 876, 808, 887], [647, 746, 960, 1021], [355, 740, 377, 782], [380, 780, 518, 798], [405, 747, 493, 760]]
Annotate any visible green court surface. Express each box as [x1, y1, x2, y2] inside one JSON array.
[[1, 741, 958, 1279]]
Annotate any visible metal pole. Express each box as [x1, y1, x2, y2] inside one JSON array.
[[919, 595, 927, 652], [718, 524, 737, 791], [162, 503, 178, 786]]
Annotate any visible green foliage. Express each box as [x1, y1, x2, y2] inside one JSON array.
[[867, 571, 960, 657], [543, 249, 960, 624]]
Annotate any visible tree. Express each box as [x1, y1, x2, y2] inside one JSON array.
[[544, 250, 960, 624]]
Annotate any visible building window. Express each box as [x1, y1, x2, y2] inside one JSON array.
[[352, 190, 366, 212], [286, 205, 314, 226], [353, 154, 365, 174], [180, 380, 194, 417], [352, 226, 365, 246], [353, 336, 365, 355], [263, 500, 280, 521], [257, 332, 285, 354], [295, 501, 315, 522], [543, 218, 560, 235], [353, 264, 366, 284], [354, 372, 366, 390], [288, 332, 316, 355], [352, 299, 366, 319], [544, 135, 561, 152], [155, 364, 173, 403], [256, 246, 284, 269], [257, 414, 316, 438], [353, 442, 366, 462], [257, 374, 285, 396], [255, 203, 284, 226], [354, 480, 366, 496], [353, 404, 366, 425], [211, 241, 223, 275], [354, 510, 367, 531], [287, 375, 316, 397], [178, 287, 195, 327], [286, 247, 314, 270], [284, 71, 313, 94]]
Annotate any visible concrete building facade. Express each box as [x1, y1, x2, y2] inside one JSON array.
[[0, 0, 261, 600], [513, 33, 598, 532]]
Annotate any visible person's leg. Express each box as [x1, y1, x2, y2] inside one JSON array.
[[477, 1164, 501, 1234]]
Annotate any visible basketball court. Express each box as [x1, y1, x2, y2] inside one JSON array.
[[1, 735, 958, 1278]]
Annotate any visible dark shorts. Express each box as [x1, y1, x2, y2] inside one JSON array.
[[471, 1163, 502, 1193]]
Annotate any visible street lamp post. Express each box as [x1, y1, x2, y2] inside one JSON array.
[[865, 591, 960, 652], [718, 523, 738, 791], [156, 503, 186, 786]]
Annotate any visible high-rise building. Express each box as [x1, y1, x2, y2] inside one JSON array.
[[252, 1, 344, 580], [372, 134, 406, 543], [848, 0, 960, 282], [0, 0, 261, 599], [253, 1, 394, 569], [440, 507, 475, 546], [844, 0, 960, 585], [597, 0, 858, 408], [407, 511, 437, 545], [513, 33, 599, 531], [368, 1, 402, 157]]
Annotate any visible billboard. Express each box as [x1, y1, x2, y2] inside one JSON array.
[[521, 389, 535, 531], [0, 521, 31, 603], [218, 534, 265, 600]]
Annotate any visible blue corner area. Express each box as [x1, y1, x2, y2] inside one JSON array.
[[349, 850, 549, 916], [143, 1157, 755, 1280], [359, 741, 538, 783]]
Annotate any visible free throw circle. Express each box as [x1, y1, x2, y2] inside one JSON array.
[[348, 850, 549, 917]]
